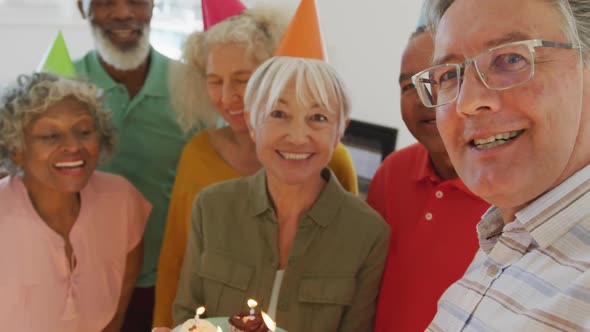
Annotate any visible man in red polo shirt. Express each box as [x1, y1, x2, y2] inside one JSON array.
[[367, 27, 490, 332]]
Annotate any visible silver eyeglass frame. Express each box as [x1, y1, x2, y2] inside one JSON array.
[[411, 39, 578, 108]]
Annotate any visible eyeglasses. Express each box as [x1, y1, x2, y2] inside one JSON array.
[[411, 39, 578, 108]]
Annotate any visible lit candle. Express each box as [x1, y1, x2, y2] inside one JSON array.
[[194, 306, 205, 326], [261, 311, 277, 332], [247, 299, 258, 317]]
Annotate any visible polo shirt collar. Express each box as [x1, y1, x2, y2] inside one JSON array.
[[414, 143, 434, 182], [249, 168, 343, 228], [414, 143, 478, 197], [141, 48, 168, 97], [87, 51, 117, 92], [87, 47, 168, 97]]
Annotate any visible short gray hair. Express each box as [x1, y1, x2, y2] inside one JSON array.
[[244, 56, 351, 136], [0, 72, 115, 174], [423, 0, 590, 66], [169, 4, 291, 132]]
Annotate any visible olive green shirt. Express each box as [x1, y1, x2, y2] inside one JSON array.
[[173, 169, 389, 331], [74, 48, 194, 287]]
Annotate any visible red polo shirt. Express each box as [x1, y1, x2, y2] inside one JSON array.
[[367, 143, 490, 332]]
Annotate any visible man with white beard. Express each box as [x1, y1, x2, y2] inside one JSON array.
[[74, 1, 197, 331]]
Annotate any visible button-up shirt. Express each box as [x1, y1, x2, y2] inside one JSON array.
[[428, 164, 590, 331], [153, 131, 359, 328], [173, 169, 389, 332], [74, 48, 194, 286]]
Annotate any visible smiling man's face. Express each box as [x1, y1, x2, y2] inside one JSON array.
[[399, 31, 444, 155], [89, 0, 152, 50], [434, 0, 587, 211], [85, 0, 153, 70]]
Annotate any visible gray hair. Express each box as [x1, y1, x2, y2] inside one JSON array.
[[185, 4, 290, 75], [423, 0, 590, 66], [0, 72, 115, 175], [244, 56, 351, 137], [169, 4, 291, 132]]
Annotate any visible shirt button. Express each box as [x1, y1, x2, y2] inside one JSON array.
[[435, 190, 444, 198], [487, 265, 499, 277], [425, 212, 433, 221]]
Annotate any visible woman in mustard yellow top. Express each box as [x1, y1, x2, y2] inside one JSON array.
[[153, 5, 358, 327]]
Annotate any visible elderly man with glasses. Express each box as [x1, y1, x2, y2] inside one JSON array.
[[415, 0, 590, 330]]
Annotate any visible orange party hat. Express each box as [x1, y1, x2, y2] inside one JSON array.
[[274, 0, 327, 61]]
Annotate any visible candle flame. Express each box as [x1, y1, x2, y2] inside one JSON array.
[[247, 299, 258, 308], [261, 311, 276, 332], [196, 306, 206, 315], [216, 327, 223, 332]]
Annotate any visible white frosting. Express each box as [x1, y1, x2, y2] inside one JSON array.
[[179, 318, 218, 332]]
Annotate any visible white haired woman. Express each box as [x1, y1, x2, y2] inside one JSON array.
[[0, 73, 151, 332], [153, 5, 359, 328], [165, 57, 389, 332]]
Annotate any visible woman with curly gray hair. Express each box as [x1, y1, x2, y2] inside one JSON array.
[[0, 72, 151, 332]]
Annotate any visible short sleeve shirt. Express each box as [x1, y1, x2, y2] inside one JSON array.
[[367, 143, 490, 332]]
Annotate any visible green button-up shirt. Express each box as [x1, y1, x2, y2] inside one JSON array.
[[174, 169, 389, 331], [75, 48, 194, 287]]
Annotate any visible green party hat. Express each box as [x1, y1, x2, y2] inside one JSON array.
[[37, 31, 77, 78]]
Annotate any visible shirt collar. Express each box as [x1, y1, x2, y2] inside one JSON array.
[[249, 168, 344, 228], [476, 206, 505, 254], [141, 48, 169, 97], [414, 144, 434, 182], [87, 51, 117, 91], [249, 169, 272, 216], [414, 144, 479, 197], [515, 163, 590, 248], [477, 163, 590, 250], [87, 47, 168, 97]]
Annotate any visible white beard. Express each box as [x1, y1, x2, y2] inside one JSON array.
[[91, 25, 151, 71]]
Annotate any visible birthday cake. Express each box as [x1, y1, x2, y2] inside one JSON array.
[[178, 307, 217, 332], [228, 312, 271, 332], [179, 317, 217, 332]]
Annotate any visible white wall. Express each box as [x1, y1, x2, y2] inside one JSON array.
[[0, 0, 422, 149], [0, 3, 94, 83], [317, 0, 422, 149]]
